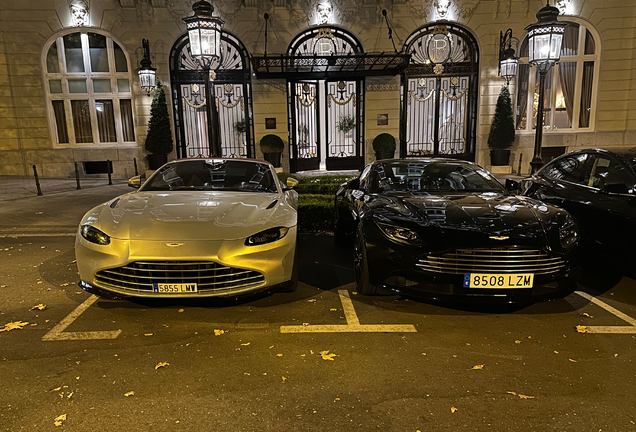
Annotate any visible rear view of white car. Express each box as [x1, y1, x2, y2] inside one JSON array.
[[75, 158, 298, 299]]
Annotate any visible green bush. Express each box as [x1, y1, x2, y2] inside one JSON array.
[[487, 86, 515, 150], [260, 134, 284, 153], [298, 194, 333, 231], [372, 133, 396, 152], [145, 82, 173, 154]]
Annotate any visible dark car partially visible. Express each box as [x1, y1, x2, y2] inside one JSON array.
[[335, 159, 580, 303], [516, 148, 636, 271]]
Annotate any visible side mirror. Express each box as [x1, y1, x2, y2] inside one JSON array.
[[128, 175, 142, 189], [347, 178, 360, 190], [505, 178, 520, 192], [602, 183, 630, 195], [286, 178, 299, 189]]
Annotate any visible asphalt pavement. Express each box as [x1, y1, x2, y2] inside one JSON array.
[[1, 181, 636, 432]]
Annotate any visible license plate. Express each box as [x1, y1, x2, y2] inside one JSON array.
[[152, 283, 198, 293], [463, 273, 534, 289]]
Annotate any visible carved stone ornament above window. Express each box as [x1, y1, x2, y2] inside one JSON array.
[[69, 0, 90, 26]]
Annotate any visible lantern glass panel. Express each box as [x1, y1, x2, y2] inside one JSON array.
[[200, 28, 217, 56], [188, 28, 202, 56], [535, 34, 551, 61], [138, 70, 156, 91], [550, 33, 563, 60]]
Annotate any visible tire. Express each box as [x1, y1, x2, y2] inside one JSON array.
[[354, 227, 379, 295], [278, 245, 298, 293]]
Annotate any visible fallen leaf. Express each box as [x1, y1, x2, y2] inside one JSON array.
[[60, 283, 69, 287], [276, 354, 283, 357], [614, 353, 619, 357], [330, 308, 337, 312], [554, 351, 559, 354], [214, 329, 225, 336], [30, 304, 46, 311], [302, 323, 310, 326], [471, 364, 484, 370], [144, 333, 153, 336], [450, 407, 457, 413], [308, 299, 317, 303], [54, 414, 67, 427], [52, 387, 62, 392], [579, 312, 593, 318], [241, 343, 251, 346], [124, 391, 134, 397], [576, 325, 588, 333], [282, 376, 287, 382], [66, 392, 73, 399], [515, 340, 521, 344], [235, 348, 241, 351], [178, 309, 184, 313], [422, 353, 426, 356], [0, 321, 29, 332], [320, 350, 337, 361], [352, 292, 358, 295], [569, 359, 577, 363], [518, 394, 535, 399], [155, 362, 169, 370], [507, 391, 517, 396]]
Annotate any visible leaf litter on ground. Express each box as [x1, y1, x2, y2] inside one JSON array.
[[0, 321, 29, 332]]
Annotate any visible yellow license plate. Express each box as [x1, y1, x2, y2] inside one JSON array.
[[152, 283, 198, 293], [463, 274, 534, 289]]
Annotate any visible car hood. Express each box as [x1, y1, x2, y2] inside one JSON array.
[[82, 191, 296, 241], [375, 192, 557, 239]]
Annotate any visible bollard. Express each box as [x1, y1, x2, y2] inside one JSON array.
[[32, 165, 43, 196], [74, 162, 81, 190], [517, 153, 523, 175], [133, 158, 138, 176], [107, 160, 113, 185]]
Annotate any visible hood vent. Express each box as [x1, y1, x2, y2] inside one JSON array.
[[266, 200, 278, 209], [109, 199, 120, 209]]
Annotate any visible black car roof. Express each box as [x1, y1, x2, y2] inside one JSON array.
[[541, 148, 636, 175]]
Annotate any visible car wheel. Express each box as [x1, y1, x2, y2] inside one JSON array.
[[278, 245, 298, 293], [354, 227, 379, 295]]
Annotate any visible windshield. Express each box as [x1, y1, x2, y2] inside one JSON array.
[[141, 160, 278, 193], [370, 161, 506, 193]]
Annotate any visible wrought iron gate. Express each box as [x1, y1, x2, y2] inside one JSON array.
[[402, 23, 479, 159], [325, 80, 362, 170], [170, 32, 254, 159], [289, 82, 320, 172]]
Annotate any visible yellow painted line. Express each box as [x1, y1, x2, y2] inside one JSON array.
[[339, 290, 360, 325], [42, 295, 121, 341], [280, 289, 416, 333], [280, 324, 417, 333], [575, 291, 636, 334]]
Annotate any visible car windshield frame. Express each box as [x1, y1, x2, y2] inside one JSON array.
[[140, 160, 279, 193], [369, 160, 507, 194]]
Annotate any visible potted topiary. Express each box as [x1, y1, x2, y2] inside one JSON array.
[[487, 86, 516, 166], [372, 133, 396, 160], [260, 134, 284, 168], [145, 81, 174, 169]]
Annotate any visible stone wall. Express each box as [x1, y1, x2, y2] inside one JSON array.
[[0, 0, 635, 177]]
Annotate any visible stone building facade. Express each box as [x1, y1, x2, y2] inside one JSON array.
[[0, 0, 635, 177]]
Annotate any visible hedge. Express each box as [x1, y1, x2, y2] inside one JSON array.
[[297, 194, 333, 231]]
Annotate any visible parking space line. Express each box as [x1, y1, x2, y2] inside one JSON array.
[[280, 289, 417, 334], [42, 295, 121, 341], [575, 291, 636, 334]]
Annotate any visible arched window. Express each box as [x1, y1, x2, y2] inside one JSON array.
[[515, 21, 599, 132], [43, 31, 136, 147]]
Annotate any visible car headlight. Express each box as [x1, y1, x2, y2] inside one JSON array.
[[559, 216, 578, 248], [376, 222, 423, 245], [80, 225, 111, 245], [245, 227, 289, 246]]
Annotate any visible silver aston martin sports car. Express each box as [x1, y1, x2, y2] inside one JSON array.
[[75, 158, 298, 298]]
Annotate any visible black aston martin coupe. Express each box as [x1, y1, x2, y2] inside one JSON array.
[[334, 159, 580, 303]]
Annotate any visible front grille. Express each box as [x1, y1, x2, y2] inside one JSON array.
[[96, 261, 265, 292], [416, 248, 566, 275]]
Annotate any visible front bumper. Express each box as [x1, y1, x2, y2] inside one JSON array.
[[75, 227, 297, 298], [364, 236, 580, 304]]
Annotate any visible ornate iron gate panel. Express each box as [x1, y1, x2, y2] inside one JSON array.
[[170, 32, 254, 160], [401, 23, 479, 160], [289, 82, 320, 172], [215, 83, 248, 158], [325, 80, 361, 170], [406, 77, 436, 156]]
